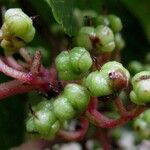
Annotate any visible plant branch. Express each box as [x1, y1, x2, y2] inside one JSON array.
[[86, 97, 145, 128], [114, 96, 128, 116], [58, 118, 89, 141], [0, 80, 34, 100], [19, 48, 32, 64], [5, 56, 25, 71], [0, 58, 35, 83], [96, 128, 111, 150]]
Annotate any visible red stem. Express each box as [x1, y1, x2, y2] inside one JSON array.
[[5, 56, 25, 71], [58, 118, 89, 141], [19, 48, 32, 64], [114, 96, 128, 116], [86, 97, 145, 128], [0, 80, 34, 100], [96, 128, 111, 150], [0, 58, 35, 83]]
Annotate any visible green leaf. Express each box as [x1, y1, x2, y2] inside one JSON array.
[[46, 0, 77, 36]]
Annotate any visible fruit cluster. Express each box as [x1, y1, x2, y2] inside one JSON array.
[[26, 84, 90, 139], [0, 8, 149, 142]]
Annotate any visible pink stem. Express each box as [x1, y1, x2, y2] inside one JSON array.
[[86, 97, 145, 128], [5, 56, 25, 71], [96, 129, 111, 150], [0, 80, 34, 100], [0, 58, 35, 83], [114, 96, 128, 116], [58, 118, 89, 141], [19, 48, 32, 64]]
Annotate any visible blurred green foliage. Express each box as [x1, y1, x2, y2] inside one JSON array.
[[0, 0, 149, 149]]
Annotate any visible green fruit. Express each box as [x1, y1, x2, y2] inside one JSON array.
[[114, 33, 125, 50], [143, 109, 150, 124], [95, 25, 115, 52], [130, 91, 143, 105], [69, 47, 92, 73], [134, 110, 150, 139], [63, 84, 90, 112], [134, 118, 150, 139], [26, 101, 60, 139], [95, 15, 109, 26], [131, 71, 150, 104], [77, 26, 95, 50], [0, 8, 35, 54], [101, 61, 130, 81], [85, 71, 112, 96], [128, 61, 143, 74], [53, 95, 75, 120], [4, 8, 35, 43], [85, 61, 130, 97], [55, 51, 70, 72], [108, 15, 123, 32], [58, 70, 80, 80], [55, 47, 92, 80]]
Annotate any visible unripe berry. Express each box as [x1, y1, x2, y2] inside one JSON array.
[[134, 118, 150, 139], [26, 101, 60, 139], [107, 15, 123, 33], [69, 47, 92, 73], [55, 51, 70, 72], [63, 84, 90, 112], [128, 61, 143, 75], [55, 47, 92, 80], [0, 8, 35, 54], [85, 61, 130, 97], [130, 71, 150, 104], [53, 95, 75, 120], [26, 83, 91, 139], [76, 26, 95, 50], [95, 25, 115, 52], [134, 110, 150, 139], [4, 8, 35, 43], [55, 51, 78, 80], [114, 33, 125, 50], [101, 61, 130, 82], [143, 109, 150, 124], [94, 15, 109, 26], [85, 71, 112, 96], [95, 14, 123, 33]]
